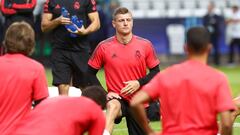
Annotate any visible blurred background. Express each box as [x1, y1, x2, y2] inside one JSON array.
[[0, 1, 239, 134], [1, 0, 240, 66]]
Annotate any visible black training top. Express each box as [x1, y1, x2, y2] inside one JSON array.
[[44, 0, 97, 51]]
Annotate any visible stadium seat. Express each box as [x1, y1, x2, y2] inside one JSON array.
[[215, 0, 227, 9], [192, 8, 207, 17], [135, 1, 150, 10], [120, 1, 135, 11], [198, 1, 210, 9], [48, 87, 82, 98], [151, 1, 166, 10], [183, 1, 197, 9], [146, 9, 166, 18], [178, 9, 193, 17], [166, 9, 178, 18], [132, 9, 146, 18], [166, 24, 185, 54], [167, 1, 182, 10]]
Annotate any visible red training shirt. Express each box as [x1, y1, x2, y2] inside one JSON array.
[[0, 54, 49, 135], [143, 60, 235, 135], [11, 96, 105, 135], [88, 35, 159, 101]]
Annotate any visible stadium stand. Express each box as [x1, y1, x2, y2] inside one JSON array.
[[119, 0, 240, 18]]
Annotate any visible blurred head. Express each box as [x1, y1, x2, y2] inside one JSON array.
[[81, 86, 107, 109], [112, 7, 133, 36], [232, 5, 239, 13], [207, 2, 215, 13], [185, 27, 211, 55], [4, 21, 35, 56]]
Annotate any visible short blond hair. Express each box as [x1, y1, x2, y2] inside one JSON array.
[[112, 7, 131, 20]]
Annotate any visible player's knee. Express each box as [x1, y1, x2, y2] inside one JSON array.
[[107, 100, 121, 112]]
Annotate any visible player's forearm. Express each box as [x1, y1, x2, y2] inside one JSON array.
[[138, 65, 160, 86], [220, 111, 233, 135], [84, 12, 100, 34], [221, 126, 232, 135], [41, 18, 60, 32], [84, 19, 100, 34], [87, 65, 101, 86]]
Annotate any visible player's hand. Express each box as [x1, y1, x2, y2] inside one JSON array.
[[57, 16, 71, 25], [72, 25, 88, 35], [121, 80, 140, 96], [107, 92, 121, 101]]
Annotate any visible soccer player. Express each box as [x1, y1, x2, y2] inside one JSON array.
[[88, 7, 160, 135], [41, 0, 100, 95], [10, 86, 107, 135], [131, 27, 235, 135], [0, 0, 36, 55], [0, 22, 49, 135]]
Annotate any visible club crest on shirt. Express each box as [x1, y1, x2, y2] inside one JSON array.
[[135, 50, 142, 59], [73, 1, 80, 10], [112, 53, 117, 58], [55, 4, 60, 9]]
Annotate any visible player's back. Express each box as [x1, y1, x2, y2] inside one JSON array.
[[0, 54, 48, 135], [11, 96, 105, 135], [158, 60, 233, 135]]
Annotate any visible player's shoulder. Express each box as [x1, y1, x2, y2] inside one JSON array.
[[98, 36, 115, 46], [25, 57, 45, 70], [96, 36, 115, 50], [135, 35, 152, 44], [207, 66, 227, 79]]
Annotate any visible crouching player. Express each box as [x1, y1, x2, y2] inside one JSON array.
[[10, 86, 107, 135]]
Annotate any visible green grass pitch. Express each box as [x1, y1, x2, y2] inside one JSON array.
[[45, 66, 240, 135]]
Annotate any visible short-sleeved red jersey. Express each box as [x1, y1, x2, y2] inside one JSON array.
[[11, 96, 105, 135], [143, 60, 235, 135], [0, 54, 49, 135], [88, 35, 160, 101]]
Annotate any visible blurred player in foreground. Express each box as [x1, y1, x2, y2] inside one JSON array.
[[88, 7, 160, 135], [10, 86, 107, 135], [0, 21, 49, 135], [131, 27, 235, 135]]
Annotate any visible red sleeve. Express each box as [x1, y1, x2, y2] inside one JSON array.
[[145, 41, 160, 68], [43, 0, 54, 13], [142, 73, 161, 100], [12, 0, 36, 10], [88, 107, 105, 135], [32, 65, 49, 100], [86, 0, 97, 13], [215, 75, 235, 112], [88, 44, 104, 69], [1, 0, 17, 15]]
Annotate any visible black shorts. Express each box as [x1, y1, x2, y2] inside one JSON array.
[[51, 49, 93, 88], [111, 98, 146, 135]]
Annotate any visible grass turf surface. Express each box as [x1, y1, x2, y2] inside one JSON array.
[[45, 65, 240, 135]]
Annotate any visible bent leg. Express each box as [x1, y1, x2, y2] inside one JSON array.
[[105, 99, 122, 134]]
